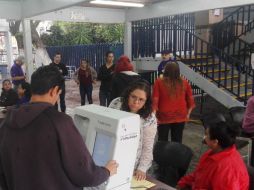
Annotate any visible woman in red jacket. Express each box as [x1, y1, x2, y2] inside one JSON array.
[[177, 121, 249, 190], [152, 62, 195, 143]]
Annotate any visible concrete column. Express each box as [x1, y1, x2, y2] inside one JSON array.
[[5, 31, 13, 75], [22, 19, 33, 82], [124, 21, 132, 59]]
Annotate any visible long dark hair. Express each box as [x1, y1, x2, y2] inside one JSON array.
[[163, 62, 184, 97], [80, 58, 91, 77], [121, 80, 152, 119], [2, 79, 11, 90]]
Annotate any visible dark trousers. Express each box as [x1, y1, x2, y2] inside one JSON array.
[[55, 84, 66, 112], [99, 90, 111, 107], [158, 122, 185, 143], [80, 84, 93, 106]]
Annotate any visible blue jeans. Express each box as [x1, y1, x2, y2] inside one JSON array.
[[80, 84, 93, 105], [99, 90, 111, 107]]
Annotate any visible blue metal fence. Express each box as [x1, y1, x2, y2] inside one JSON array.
[[132, 13, 195, 59], [46, 43, 124, 72]]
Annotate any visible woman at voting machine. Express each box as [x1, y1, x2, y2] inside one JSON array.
[[109, 80, 157, 181]]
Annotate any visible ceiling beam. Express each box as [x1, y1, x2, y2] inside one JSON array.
[[31, 6, 125, 23], [0, 1, 21, 20], [21, 0, 90, 18], [126, 0, 254, 21]]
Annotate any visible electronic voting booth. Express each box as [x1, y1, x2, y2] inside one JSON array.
[[73, 104, 140, 190]]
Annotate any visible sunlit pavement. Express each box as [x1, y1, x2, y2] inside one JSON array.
[[63, 79, 101, 117]]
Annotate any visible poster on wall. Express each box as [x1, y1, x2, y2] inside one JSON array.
[[214, 9, 221, 16], [251, 53, 254, 70]]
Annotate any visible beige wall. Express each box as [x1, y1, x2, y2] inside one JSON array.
[[194, 9, 224, 54], [195, 9, 223, 26], [209, 9, 224, 24]]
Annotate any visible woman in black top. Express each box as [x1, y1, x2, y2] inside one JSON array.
[[97, 51, 115, 107]]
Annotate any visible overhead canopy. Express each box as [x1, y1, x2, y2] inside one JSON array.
[[1, 0, 254, 81], [1, 0, 254, 22]]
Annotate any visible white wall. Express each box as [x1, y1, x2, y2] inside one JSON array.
[[0, 1, 21, 20], [134, 58, 161, 71], [0, 19, 9, 32]]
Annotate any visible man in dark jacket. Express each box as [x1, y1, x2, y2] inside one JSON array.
[[50, 52, 68, 112], [0, 65, 118, 190]]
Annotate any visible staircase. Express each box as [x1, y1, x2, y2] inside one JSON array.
[[131, 13, 254, 106], [211, 5, 254, 76], [172, 24, 254, 106], [225, 38, 254, 75]]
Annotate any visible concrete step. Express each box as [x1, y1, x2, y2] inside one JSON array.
[[190, 62, 219, 67], [239, 91, 252, 98], [211, 75, 239, 81], [230, 91, 252, 100], [180, 55, 211, 60], [198, 69, 231, 74], [222, 82, 252, 89]]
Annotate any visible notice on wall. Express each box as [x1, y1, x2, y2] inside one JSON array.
[[214, 9, 221, 16], [251, 53, 254, 70]]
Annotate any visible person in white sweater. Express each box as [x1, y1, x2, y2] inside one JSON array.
[[109, 80, 157, 181]]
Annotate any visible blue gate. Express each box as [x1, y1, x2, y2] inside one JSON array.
[[46, 43, 124, 72]]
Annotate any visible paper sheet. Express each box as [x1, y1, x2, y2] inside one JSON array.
[[131, 178, 156, 189]]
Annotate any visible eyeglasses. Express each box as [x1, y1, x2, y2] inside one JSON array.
[[129, 94, 146, 104]]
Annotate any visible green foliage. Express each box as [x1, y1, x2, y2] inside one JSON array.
[[15, 32, 23, 49], [40, 25, 65, 46], [41, 22, 124, 46]]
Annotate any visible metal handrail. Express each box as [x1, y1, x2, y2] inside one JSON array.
[[173, 24, 253, 104]]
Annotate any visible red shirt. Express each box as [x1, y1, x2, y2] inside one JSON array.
[[78, 68, 92, 86], [152, 78, 195, 124], [178, 145, 249, 190]]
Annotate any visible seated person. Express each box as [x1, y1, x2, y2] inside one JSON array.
[[243, 96, 254, 134], [109, 80, 157, 181], [0, 79, 18, 107], [17, 82, 31, 105], [177, 121, 249, 190], [242, 96, 254, 166]]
